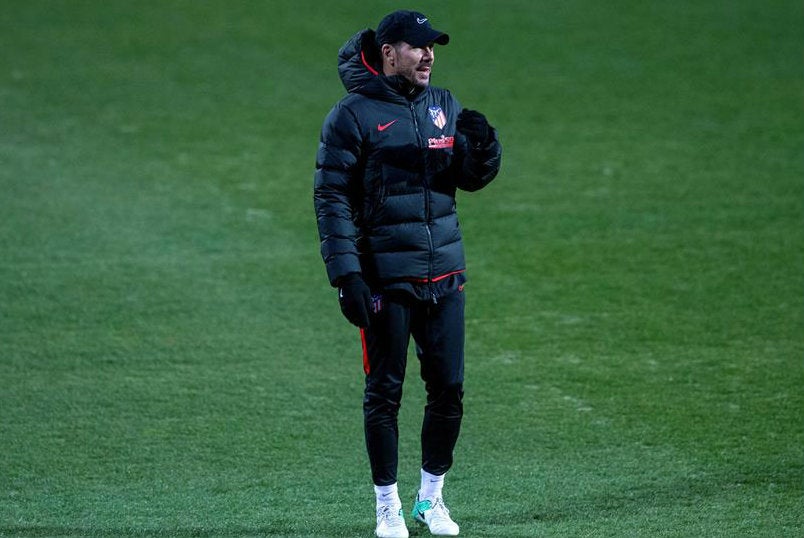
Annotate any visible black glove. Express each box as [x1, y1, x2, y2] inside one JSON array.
[[456, 108, 491, 148], [337, 273, 372, 328]]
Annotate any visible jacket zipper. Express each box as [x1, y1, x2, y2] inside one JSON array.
[[410, 102, 437, 304]]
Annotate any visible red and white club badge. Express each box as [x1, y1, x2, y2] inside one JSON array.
[[428, 105, 446, 130]]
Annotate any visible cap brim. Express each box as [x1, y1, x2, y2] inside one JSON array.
[[409, 28, 449, 47], [433, 32, 449, 45]]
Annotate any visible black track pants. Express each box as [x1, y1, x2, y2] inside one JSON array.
[[361, 289, 465, 486]]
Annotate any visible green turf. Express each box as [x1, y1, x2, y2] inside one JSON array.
[[1, 1, 802, 536]]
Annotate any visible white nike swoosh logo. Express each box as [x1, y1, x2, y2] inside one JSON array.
[[417, 17, 428, 24]]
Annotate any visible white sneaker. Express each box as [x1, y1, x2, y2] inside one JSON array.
[[375, 504, 409, 538], [412, 495, 460, 536]]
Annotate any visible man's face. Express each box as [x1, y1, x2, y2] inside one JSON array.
[[388, 41, 435, 87]]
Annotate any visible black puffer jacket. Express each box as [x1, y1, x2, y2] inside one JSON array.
[[314, 30, 502, 287]]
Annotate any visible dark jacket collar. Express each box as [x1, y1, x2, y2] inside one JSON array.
[[356, 75, 428, 104]]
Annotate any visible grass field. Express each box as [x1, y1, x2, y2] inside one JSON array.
[[1, 1, 802, 536]]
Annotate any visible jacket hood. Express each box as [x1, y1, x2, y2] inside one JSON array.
[[337, 29, 381, 93]]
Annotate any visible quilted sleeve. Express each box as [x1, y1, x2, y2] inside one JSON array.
[[313, 102, 364, 286]]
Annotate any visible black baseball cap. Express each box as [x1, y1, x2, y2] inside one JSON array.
[[376, 10, 449, 48]]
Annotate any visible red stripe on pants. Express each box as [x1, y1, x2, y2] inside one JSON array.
[[360, 328, 370, 374]]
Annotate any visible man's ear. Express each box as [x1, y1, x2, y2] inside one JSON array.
[[381, 43, 395, 67]]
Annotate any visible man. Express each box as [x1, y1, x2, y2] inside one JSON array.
[[314, 10, 501, 538]]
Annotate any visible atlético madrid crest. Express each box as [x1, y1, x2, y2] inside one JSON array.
[[428, 105, 446, 130]]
